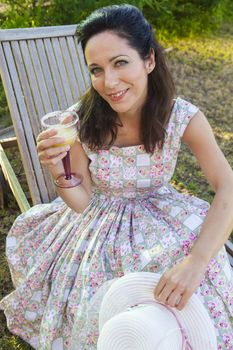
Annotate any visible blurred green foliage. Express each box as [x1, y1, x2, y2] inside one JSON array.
[[0, 0, 233, 37], [146, 0, 233, 38]]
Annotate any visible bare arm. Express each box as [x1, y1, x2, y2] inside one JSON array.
[[37, 129, 92, 214], [154, 110, 233, 310], [182, 110, 233, 263]]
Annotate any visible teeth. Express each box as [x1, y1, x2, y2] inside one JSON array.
[[111, 90, 127, 97]]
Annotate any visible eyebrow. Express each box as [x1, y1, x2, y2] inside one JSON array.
[[88, 55, 129, 68]]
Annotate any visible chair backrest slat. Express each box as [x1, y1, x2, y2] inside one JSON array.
[[20, 39, 60, 199], [27, 39, 53, 113], [11, 41, 41, 136], [51, 37, 75, 106], [6, 41, 52, 203], [35, 38, 60, 111], [43, 38, 68, 107], [59, 37, 83, 99], [0, 42, 45, 203], [0, 25, 90, 204], [67, 37, 90, 92], [19, 40, 46, 119]]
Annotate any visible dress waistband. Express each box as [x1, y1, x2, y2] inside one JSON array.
[[91, 184, 173, 201]]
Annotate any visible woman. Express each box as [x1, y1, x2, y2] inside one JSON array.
[[1, 4, 233, 349]]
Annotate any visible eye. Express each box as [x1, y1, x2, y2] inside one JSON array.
[[90, 67, 102, 76], [115, 60, 128, 67]]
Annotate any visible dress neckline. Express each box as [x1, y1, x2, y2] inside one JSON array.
[[99, 97, 178, 151], [108, 143, 144, 150]]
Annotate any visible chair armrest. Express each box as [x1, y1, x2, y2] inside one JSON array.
[[0, 143, 30, 212], [0, 136, 17, 148]]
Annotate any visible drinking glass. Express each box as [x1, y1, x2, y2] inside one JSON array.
[[41, 110, 83, 188]]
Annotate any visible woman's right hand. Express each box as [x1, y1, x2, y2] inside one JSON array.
[[36, 129, 70, 169]]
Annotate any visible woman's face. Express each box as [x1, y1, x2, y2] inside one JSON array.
[[84, 31, 155, 118]]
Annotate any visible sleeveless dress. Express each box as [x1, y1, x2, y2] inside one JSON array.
[[0, 97, 233, 350]]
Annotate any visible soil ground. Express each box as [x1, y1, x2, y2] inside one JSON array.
[[0, 33, 233, 349]]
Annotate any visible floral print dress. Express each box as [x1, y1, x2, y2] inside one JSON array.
[[0, 97, 233, 350]]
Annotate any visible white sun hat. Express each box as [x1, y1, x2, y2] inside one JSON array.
[[97, 272, 217, 350]]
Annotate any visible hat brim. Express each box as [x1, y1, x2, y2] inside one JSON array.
[[98, 272, 217, 350]]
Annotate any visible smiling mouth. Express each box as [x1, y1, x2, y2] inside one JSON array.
[[108, 89, 129, 101]]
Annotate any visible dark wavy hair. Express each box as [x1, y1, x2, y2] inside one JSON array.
[[75, 4, 175, 153]]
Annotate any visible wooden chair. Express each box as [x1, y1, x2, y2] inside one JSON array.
[[0, 25, 90, 211], [0, 25, 232, 267]]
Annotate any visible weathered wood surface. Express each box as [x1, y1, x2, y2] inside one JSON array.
[[0, 143, 30, 212], [0, 25, 90, 205], [0, 25, 77, 41]]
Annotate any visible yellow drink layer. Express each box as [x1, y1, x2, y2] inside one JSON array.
[[53, 126, 77, 147]]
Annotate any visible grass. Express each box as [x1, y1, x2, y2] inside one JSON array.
[[0, 32, 233, 348], [160, 31, 233, 207]]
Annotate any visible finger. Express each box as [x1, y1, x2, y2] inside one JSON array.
[[166, 290, 184, 308], [37, 137, 66, 151], [156, 283, 176, 304], [61, 114, 73, 125], [154, 270, 175, 299], [176, 289, 192, 311], [154, 275, 167, 298], [38, 145, 70, 160], [175, 295, 184, 309], [154, 272, 181, 303], [40, 151, 67, 166], [36, 128, 58, 143]]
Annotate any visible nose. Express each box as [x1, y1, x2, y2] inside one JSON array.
[[104, 68, 119, 90]]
